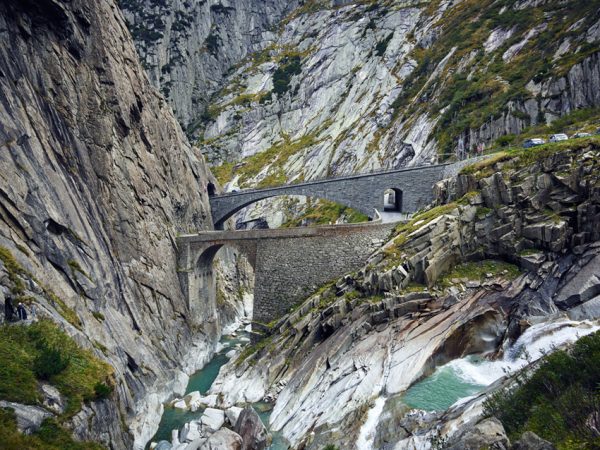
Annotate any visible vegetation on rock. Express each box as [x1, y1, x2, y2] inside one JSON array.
[[0, 408, 104, 450], [0, 320, 113, 417], [484, 330, 600, 449]]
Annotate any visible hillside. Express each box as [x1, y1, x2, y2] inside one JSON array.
[[121, 0, 600, 227]]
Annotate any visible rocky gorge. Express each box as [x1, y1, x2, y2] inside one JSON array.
[[1, 0, 600, 450], [0, 0, 248, 448], [205, 139, 600, 449]]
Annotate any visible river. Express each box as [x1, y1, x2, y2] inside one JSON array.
[[150, 333, 289, 449]]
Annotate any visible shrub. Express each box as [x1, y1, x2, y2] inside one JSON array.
[[484, 331, 600, 448], [272, 55, 302, 95], [0, 320, 113, 417], [92, 382, 112, 400], [375, 33, 393, 56], [33, 345, 70, 380], [0, 409, 105, 450]]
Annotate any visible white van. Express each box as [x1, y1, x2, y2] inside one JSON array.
[[549, 133, 568, 142]]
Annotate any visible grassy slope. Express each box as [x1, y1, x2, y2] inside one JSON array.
[[0, 246, 114, 448]]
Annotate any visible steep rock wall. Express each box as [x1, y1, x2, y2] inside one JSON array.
[[0, 0, 219, 447], [118, 0, 301, 127]]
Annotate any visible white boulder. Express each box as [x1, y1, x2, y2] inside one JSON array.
[[201, 408, 225, 431]]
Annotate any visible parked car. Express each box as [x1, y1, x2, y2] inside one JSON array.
[[549, 133, 569, 142], [523, 138, 546, 148], [573, 132, 592, 138]]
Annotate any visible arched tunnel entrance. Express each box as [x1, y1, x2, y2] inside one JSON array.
[[190, 243, 255, 333], [383, 188, 403, 212]]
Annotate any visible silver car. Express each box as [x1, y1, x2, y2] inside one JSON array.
[[573, 132, 592, 138], [523, 138, 545, 148], [549, 133, 568, 142]]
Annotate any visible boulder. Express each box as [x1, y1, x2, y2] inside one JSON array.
[[205, 428, 243, 450], [180, 420, 202, 442], [226, 406, 244, 426], [446, 417, 510, 450], [234, 406, 271, 450], [511, 431, 555, 450], [184, 391, 201, 406], [40, 383, 65, 414], [201, 408, 225, 431], [172, 399, 187, 410], [154, 442, 173, 450], [0, 400, 53, 434]]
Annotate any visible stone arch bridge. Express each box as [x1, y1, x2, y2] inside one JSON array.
[[209, 164, 454, 229], [178, 161, 472, 327]]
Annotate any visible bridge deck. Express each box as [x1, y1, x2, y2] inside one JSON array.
[[178, 219, 396, 243], [211, 162, 452, 199]]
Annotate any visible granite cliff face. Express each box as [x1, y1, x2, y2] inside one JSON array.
[[120, 0, 600, 227], [118, 0, 301, 127], [0, 0, 230, 447]]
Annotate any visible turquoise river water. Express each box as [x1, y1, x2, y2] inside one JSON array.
[[150, 335, 289, 449]]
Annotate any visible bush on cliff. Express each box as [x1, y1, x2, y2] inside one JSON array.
[[0, 320, 113, 417], [0, 408, 104, 450], [484, 330, 600, 449]]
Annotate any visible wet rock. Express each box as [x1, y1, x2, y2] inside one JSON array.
[[153, 441, 172, 450], [446, 417, 510, 450]]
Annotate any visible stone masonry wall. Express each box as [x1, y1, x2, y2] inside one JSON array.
[[178, 222, 396, 324]]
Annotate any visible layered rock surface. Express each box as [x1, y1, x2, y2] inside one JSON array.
[[208, 140, 600, 449], [0, 0, 233, 448]]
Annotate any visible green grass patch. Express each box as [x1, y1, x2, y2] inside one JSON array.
[[0, 320, 113, 417], [0, 246, 27, 294], [461, 136, 600, 179], [281, 198, 368, 227], [484, 330, 600, 448], [210, 132, 320, 188], [437, 260, 521, 288], [67, 259, 92, 282]]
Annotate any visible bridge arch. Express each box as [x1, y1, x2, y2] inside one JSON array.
[[178, 239, 257, 332], [212, 192, 373, 229]]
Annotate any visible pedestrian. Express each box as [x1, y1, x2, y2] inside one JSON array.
[[4, 295, 15, 322], [16, 302, 27, 321]]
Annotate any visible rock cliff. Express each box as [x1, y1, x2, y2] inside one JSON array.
[[118, 0, 301, 127], [208, 139, 600, 448], [0, 0, 228, 448], [120, 0, 600, 226]]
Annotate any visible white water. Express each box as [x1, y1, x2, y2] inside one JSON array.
[[356, 396, 387, 450], [449, 318, 600, 388]]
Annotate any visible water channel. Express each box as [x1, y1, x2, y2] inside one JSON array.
[[150, 333, 289, 449]]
